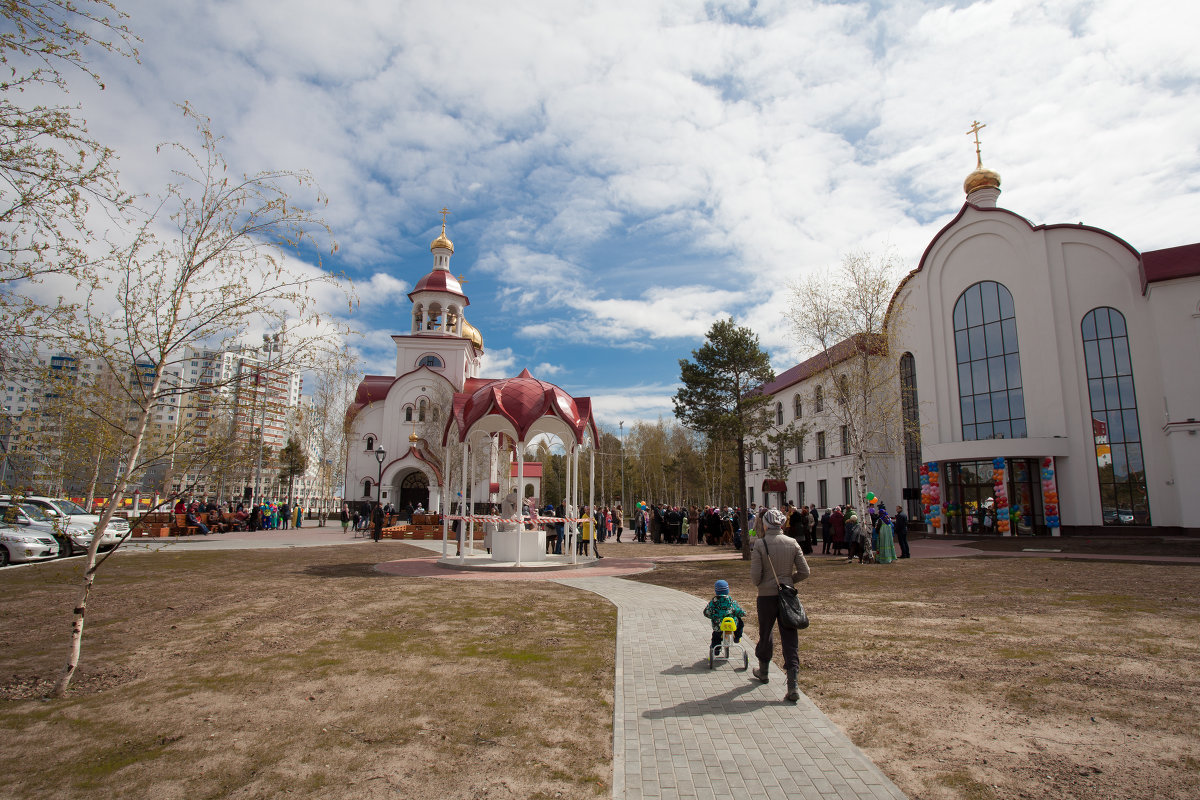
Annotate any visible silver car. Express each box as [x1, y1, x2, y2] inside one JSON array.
[[0, 519, 60, 566], [0, 496, 126, 555]]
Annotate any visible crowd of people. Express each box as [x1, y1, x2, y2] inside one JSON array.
[[171, 497, 307, 534]]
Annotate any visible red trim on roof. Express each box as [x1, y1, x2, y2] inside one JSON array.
[[1140, 242, 1200, 293]]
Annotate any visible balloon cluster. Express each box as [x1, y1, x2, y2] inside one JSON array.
[[992, 457, 1011, 534], [1040, 457, 1060, 529], [919, 462, 942, 529], [866, 491, 878, 505]]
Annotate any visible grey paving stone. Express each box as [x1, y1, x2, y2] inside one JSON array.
[[555, 575, 908, 800]]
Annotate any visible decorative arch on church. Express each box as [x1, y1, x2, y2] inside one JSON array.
[[416, 353, 444, 369], [952, 280, 1026, 441], [412, 304, 424, 332]]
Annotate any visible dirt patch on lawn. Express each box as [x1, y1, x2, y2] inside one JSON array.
[[0, 543, 614, 800], [628, 552, 1200, 800]]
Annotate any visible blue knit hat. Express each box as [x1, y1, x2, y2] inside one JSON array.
[[714, 580, 729, 595]]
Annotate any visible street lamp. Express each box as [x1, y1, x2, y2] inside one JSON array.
[[375, 445, 386, 505], [253, 333, 282, 504], [619, 420, 626, 530]]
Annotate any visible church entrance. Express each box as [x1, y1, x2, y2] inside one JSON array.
[[395, 470, 430, 514]]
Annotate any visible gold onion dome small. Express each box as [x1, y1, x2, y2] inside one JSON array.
[[430, 220, 454, 253], [462, 320, 483, 350], [409, 431, 420, 443], [964, 165, 1001, 195]]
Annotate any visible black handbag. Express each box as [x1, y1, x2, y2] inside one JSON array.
[[761, 537, 809, 630]]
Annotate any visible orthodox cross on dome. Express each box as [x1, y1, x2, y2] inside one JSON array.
[[457, 274, 468, 286], [439, 206, 451, 226], [966, 120, 987, 168]]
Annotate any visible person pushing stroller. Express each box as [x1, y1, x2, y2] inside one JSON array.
[[703, 579, 746, 650]]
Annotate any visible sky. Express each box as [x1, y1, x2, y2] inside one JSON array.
[[57, 0, 1200, 428]]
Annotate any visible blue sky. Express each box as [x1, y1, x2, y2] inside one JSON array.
[[61, 0, 1200, 427]]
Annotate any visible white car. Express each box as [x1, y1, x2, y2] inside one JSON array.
[[0, 522, 60, 565], [0, 496, 127, 555]]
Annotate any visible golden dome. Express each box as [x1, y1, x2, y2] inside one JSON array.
[[462, 319, 483, 350], [409, 431, 420, 443], [430, 223, 454, 253], [964, 166, 1001, 195]]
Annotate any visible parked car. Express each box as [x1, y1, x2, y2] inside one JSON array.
[[0, 501, 101, 557], [0, 519, 60, 566], [0, 496, 126, 555]]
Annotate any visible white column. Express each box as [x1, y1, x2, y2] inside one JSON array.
[[466, 437, 475, 557], [441, 442, 451, 557], [569, 443, 578, 565], [588, 440, 595, 558], [515, 442, 525, 567], [458, 441, 469, 562]]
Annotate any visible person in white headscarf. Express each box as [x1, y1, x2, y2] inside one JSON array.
[[750, 506, 811, 703]]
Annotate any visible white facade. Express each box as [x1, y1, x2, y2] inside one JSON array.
[[754, 164, 1200, 535], [345, 220, 487, 512]]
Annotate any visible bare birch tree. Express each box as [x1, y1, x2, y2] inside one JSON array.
[[47, 105, 350, 696], [787, 249, 904, 513]]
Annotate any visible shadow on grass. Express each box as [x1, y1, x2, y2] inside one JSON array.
[[300, 562, 394, 578]]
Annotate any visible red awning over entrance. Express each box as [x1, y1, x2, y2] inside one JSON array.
[[762, 479, 787, 493]]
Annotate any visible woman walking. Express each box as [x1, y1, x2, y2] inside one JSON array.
[[750, 507, 811, 702]]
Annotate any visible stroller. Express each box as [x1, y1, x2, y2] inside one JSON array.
[[709, 616, 749, 670]]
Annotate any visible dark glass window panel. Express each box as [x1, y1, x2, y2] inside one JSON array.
[[972, 360, 990, 393], [1114, 337, 1131, 375], [1011, 418, 1028, 439], [990, 390, 1009, 420], [1106, 410, 1124, 444], [1008, 387, 1025, 421], [975, 394, 992, 423], [1110, 444, 1128, 481], [1089, 379, 1104, 411], [1095, 307, 1111, 338], [955, 330, 970, 362], [1109, 311, 1126, 337], [981, 281, 1001, 323], [1104, 377, 1120, 409], [969, 326, 986, 360], [1002, 354, 1020, 388], [988, 356, 1007, 391], [1081, 311, 1097, 340], [985, 321, 1003, 355], [1122, 409, 1140, 443], [961, 396, 975, 424], [965, 284, 982, 324], [1084, 340, 1100, 376], [1001, 319, 1018, 354], [962, 424, 976, 441], [1099, 338, 1116, 376], [1118, 376, 1136, 409], [1126, 442, 1144, 475], [993, 420, 1011, 439], [953, 299, 967, 329], [976, 422, 993, 440], [959, 363, 973, 395], [998, 286, 1015, 319]]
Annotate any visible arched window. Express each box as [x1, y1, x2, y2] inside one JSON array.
[[362, 478, 373, 496], [1082, 308, 1150, 525], [412, 305, 423, 332], [775, 402, 783, 425], [404, 406, 413, 422], [365, 436, 374, 451], [813, 385, 824, 412], [899, 352, 922, 519], [953, 281, 1026, 440], [793, 395, 802, 419], [418, 399, 427, 422], [418, 354, 443, 369]]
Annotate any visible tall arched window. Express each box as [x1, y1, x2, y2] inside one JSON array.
[[899, 352, 922, 519], [365, 436, 374, 451], [404, 406, 413, 422], [362, 478, 373, 496], [775, 402, 783, 425], [813, 385, 823, 412], [1082, 307, 1150, 525], [418, 399, 427, 422], [793, 395, 802, 419], [953, 281, 1026, 440]]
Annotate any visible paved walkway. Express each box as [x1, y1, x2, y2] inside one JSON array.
[[555, 575, 907, 800]]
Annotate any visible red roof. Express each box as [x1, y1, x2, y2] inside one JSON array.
[[1140, 242, 1200, 293], [757, 334, 881, 396], [407, 268, 469, 303], [445, 368, 597, 444]]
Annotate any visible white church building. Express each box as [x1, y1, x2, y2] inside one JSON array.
[[749, 142, 1200, 535]]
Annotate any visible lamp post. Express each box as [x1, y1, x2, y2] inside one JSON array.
[[619, 420, 626, 530], [375, 445, 386, 505], [253, 333, 281, 504]]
